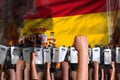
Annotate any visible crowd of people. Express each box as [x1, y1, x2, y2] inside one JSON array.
[[0, 25, 120, 80], [0, 35, 88, 80]]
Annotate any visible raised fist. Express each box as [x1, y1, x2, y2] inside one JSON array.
[[74, 35, 88, 52]]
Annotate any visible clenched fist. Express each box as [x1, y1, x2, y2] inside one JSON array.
[[74, 36, 88, 52], [16, 60, 25, 70]]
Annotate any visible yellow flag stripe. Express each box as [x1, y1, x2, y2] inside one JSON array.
[[22, 12, 109, 47]]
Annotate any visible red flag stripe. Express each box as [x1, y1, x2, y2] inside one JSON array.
[[24, 0, 120, 19]]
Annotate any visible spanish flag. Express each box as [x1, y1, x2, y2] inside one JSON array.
[[21, 0, 120, 47]]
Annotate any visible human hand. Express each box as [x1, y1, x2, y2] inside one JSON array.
[[93, 61, 99, 69], [16, 60, 25, 70], [60, 61, 69, 70], [111, 62, 115, 71], [30, 52, 37, 63], [73, 35, 88, 52], [45, 62, 51, 70]]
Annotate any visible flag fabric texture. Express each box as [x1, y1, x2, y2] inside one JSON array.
[[21, 0, 120, 47]]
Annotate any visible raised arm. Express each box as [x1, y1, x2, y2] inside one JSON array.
[[30, 52, 38, 80], [61, 61, 69, 80], [74, 36, 88, 80], [16, 60, 25, 80]]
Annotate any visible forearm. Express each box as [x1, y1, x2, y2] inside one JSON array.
[[0, 65, 4, 80], [31, 62, 38, 80], [101, 69, 104, 80], [61, 62, 69, 80], [1, 72, 5, 80], [16, 60, 25, 80], [24, 63, 30, 80], [110, 62, 115, 80], [77, 50, 88, 80], [110, 69, 115, 80], [37, 72, 44, 80], [93, 62, 99, 80], [70, 71, 77, 80], [74, 36, 88, 80], [8, 69, 16, 80], [30, 52, 38, 80], [16, 69, 23, 80], [46, 66, 51, 80], [89, 68, 94, 80]]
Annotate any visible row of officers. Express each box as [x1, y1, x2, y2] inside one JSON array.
[[0, 44, 120, 65], [0, 44, 120, 80]]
